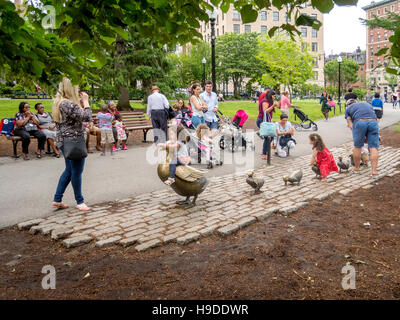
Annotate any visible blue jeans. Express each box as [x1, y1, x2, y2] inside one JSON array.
[[169, 158, 183, 178], [192, 116, 205, 129], [353, 120, 379, 149], [54, 146, 85, 204], [205, 120, 218, 130], [256, 118, 271, 156]]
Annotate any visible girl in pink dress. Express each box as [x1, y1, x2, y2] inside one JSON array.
[[309, 133, 338, 182]]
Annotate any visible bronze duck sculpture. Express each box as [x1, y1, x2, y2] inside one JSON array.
[[337, 156, 350, 173], [283, 169, 303, 186], [246, 171, 264, 194], [157, 146, 208, 207], [349, 154, 369, 167]]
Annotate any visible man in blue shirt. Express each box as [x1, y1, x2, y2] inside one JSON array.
[[371, 92, 383, 123], [200, 80, 219, 135], [345, 99, 379, 176]]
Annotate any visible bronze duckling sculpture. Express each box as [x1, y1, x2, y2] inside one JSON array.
[[349, 154, 369, 167], [246, 171, 264, 194], [283, 169, 303, 186], [337, 156, 350, 173], [157, 143, 208, 207]]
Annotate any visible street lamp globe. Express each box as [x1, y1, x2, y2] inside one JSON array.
[[202, 57, 206, 65], [206, 8, 218, 20], [337, 56, 343, 63]]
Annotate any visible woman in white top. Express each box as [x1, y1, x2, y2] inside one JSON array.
[[275, 114, 295, 158], [190, 83, 208, 129]]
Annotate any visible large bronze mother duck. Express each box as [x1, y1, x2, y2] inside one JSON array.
[[157, 143, 208, 207]]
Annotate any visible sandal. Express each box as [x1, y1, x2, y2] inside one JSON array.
[[53, 153, 61, 158], [52, 202, 69, 209], [35, 152, 42, 159]]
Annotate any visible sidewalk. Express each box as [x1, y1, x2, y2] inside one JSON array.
[[1, 104, 400, 228]]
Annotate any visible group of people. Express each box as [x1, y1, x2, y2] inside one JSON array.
[[147, 81, 220, 145]]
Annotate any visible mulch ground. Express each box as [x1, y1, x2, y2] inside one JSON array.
[[0, 125, 400, 299]]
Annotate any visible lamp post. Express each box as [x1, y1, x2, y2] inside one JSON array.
[[202, 57, 206, 90], [207, 8, 218, 93], [337, 56, 342, 113]]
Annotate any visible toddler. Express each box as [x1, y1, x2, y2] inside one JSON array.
[[309, 133, 338, 182], [114, 113, 127, 150], [196, 123, 213, 166], [96, 104, 114, 155], [159, 126, 190, 186]]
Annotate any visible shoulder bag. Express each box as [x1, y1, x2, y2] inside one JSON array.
[[260, 111, 277, 137], [63, 136, 88, 160]]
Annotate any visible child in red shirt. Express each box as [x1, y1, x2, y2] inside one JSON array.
[[309, 133, 338, 182]]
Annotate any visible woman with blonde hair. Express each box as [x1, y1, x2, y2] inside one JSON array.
[[52, 77, 92, 212]]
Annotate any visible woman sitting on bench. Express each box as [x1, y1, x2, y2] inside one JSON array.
[[35, 103, 60, 158], [14, 102, 46, 160]]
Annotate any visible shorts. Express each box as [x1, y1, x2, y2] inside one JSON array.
[[205, 120, 218, 130], [374, 109, 383, 119], [353, 120, 379, 149], [101, 130, 114, 144]]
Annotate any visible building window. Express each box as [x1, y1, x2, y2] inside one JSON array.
[[285, 13, 291, 22], [385, 7, 388, 13], [233, 24, 240, 34], [377, 33, 381, 41], [300, 2, 307, 8], [313, 72, 318, 80], [301, 27, 307, 37], [314, 58, 318, 67], [273, 12, 279, 21], [392, 5, 395, 11], [301, 43, 308, 51], [312, 28, 317, 38], [377, 9, 380, 15], [222, 13, 224, 21], [217, 29, 219, 37], [233, 10, 240, 21], [222, 26, 224, 34], [261, 26, 267, 34], [370, 47, 374, 56], [360, 65, 363, 71], [370, 60, 374, 68], [245, 25, 251, 33], [311, 14, 317, 19], [312, 42, 318, 52], [370, 35, 374, 42], [384, 32, 387, 40], [261, 11, 267, 21]]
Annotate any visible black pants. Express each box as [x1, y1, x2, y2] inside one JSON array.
[[151, 110, 168, 144], [112, 127, 118, 144], [13, 129, 46, 154]]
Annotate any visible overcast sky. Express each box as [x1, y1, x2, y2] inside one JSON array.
[[324, 0, 372, 55]]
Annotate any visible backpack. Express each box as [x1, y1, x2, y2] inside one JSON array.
[[0, 118, 15, 137]]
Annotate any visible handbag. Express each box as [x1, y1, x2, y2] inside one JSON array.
[[260, 111, 277, 137], [24, 122, 38, 131], [165, 106, 176, 120], [63, 136, 88, 160]]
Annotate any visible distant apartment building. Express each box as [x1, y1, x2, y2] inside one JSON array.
[[325, 47, 366, 88], [197, 2, 325, 91], [363, 0, 399, 92]]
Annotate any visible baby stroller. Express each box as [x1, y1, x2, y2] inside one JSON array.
[[176, 114, 194, 130], [292, 106, 318, 131], [183, 128, 223, 169], [218, 109, 255, 152]]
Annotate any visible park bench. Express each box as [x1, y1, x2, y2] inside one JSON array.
[[5, 135, 51, 158], [92, 111, 153, 142], [12, 91, 49, 99]]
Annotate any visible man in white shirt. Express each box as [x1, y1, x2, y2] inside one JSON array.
[[147, 85, 169, 144], [200, 80, 219, 135]]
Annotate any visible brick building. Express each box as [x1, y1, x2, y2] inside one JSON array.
[[196, 2, 325, 92], [363, 0, 399, 92]]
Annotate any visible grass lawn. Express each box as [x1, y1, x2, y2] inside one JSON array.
[[0, 99, 345, 123]]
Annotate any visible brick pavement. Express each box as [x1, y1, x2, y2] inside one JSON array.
[[17, 142, 400, 251]]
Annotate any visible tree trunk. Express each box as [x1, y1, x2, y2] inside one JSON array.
[[115, 34, 133, 111]]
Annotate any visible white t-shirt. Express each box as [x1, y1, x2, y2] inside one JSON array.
[[190, 96, 204, 117]]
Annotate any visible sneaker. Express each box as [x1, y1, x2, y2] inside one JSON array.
[[164, 178, 175, 185], [112, 145, 118, 152], [76, 203, 91, 211], [122, 145, 128, 150]]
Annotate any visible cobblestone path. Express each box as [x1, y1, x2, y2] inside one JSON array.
[[17, 142, 400, 251]]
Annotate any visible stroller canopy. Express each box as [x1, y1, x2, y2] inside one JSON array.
[[232, 109, 249, 128]]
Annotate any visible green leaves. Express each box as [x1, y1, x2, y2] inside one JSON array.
[[333, 0, 358, 6], [240, 4, 259, 24], [311, 0, 334, 13]]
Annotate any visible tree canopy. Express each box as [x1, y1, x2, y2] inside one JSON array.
[[324, 58, 360, 91], [1, 0, 360, 84]]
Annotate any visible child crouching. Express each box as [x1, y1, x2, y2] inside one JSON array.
[[309, 133, 338, 182]]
